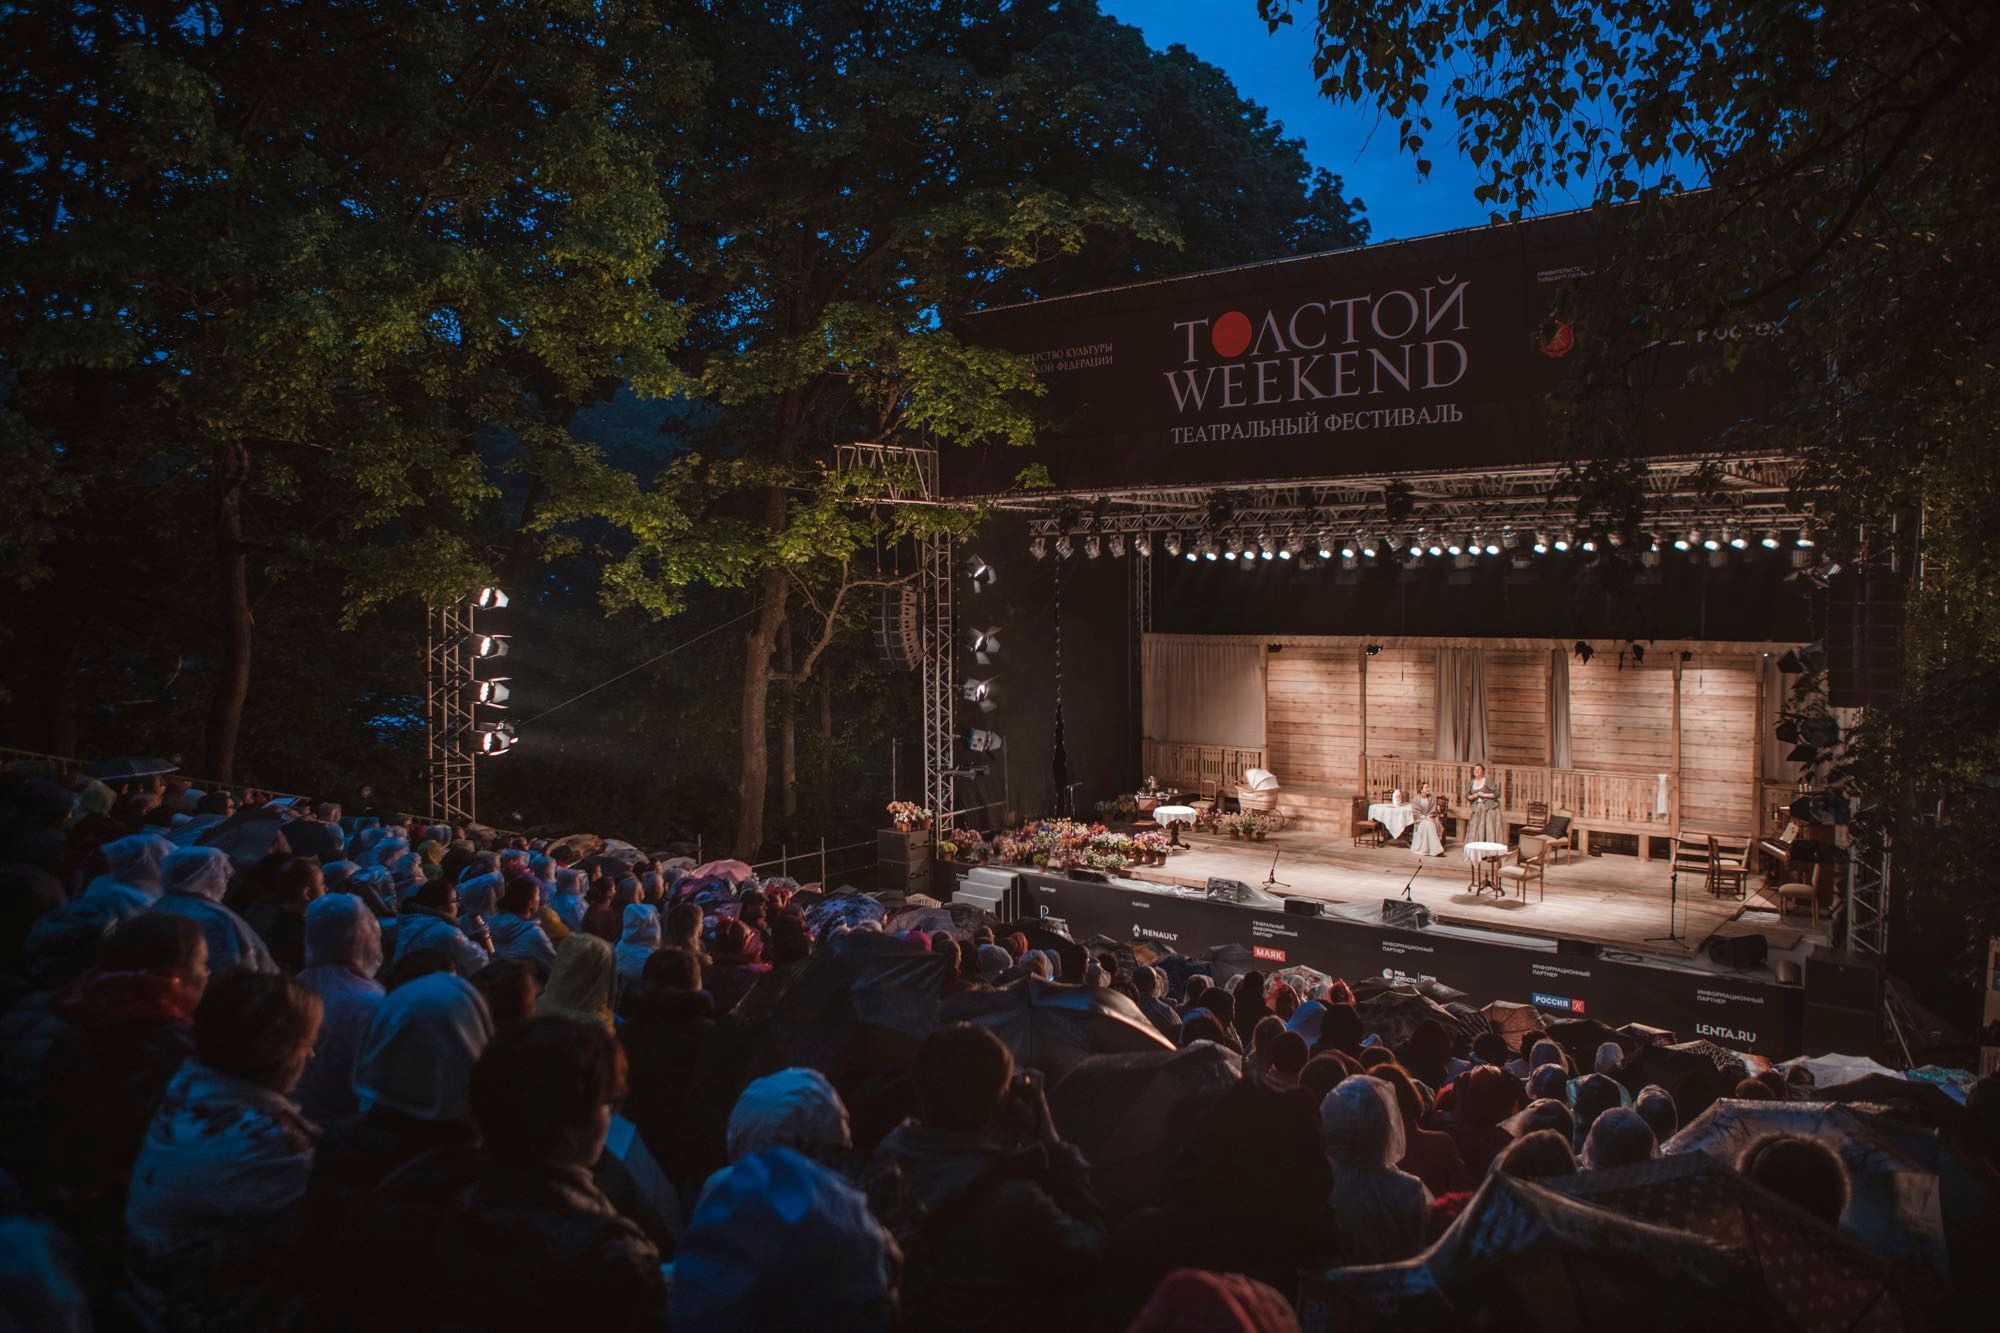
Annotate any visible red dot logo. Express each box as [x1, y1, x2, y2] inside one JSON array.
[[1210, 310, 1252, 359]]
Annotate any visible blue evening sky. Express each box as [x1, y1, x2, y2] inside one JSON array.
[[1099, 0, 1600, 244]]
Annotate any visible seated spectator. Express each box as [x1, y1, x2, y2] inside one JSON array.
[[1321, 1074, 1435, 1265], [1315, 1001, 1364, 1057], [1402, 1018, 1453, 1090], [471, 957, 540, 1035], [1445, 1064, 1519, 1177], [1593, 1040, 1626, 1074], [549, 866, 588, 932], [1267, 1030, 1310, 1087], [673, 1147, 896, 1333], [1371, 1063, 1471, 1197], [487, 873, 557, 971], [41, 914, 207, 1255], [536, 933, 616, 1031], [1301, 1051, 1361, 1103], [1245, 1014, 1287, 1080], [706, 917, 771, 1015], [1131, 965, 1181, 1040], [285, 802, 345, 861], [389, 877, 489, 978], [621, 947, 717, 1204], [79, 831, 174, 914], [455, 867, 504, 932], [1125, 1269, 1301, 1333], [1733, 1076, 1778, 1101], [1528, 1061, 1571, 1104], [150, 845, 277, 975], [1493, 1128, 1578, 1181], [1571, 1072, 1626, 1149], [665, 899, 705, 960], [1738, 1132, 1849, 1225], [244, 856, 323, 974], [1506, 1097, 1576, 1145], [125, 970, 322, 1330], [1232, 969, 1270, 1046], [1581, 1106, 1657, 1171], [1633, 1084, 1679, 1144], [1180, 973, 1213, 1014], [615, 902, 661, 989], [293, 893, 385, 1121], [725, 1067, 852, 1172]]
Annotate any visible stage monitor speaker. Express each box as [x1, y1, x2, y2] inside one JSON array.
[[1705, 933, 1769, 970], [1557, 938, 1600, 959], [1283, 898, 1324, 917], [1381, 899, 1432, 930]]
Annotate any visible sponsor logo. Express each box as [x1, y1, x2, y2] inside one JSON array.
[[1252, 945, 1287, 963], [1696, 1022, 1756, 1045], [1131, 923, 1180, 944], [1531, 991, 1587, 1015], [1249, 920, 1298, 940], [1381, 965, 1438, 985]]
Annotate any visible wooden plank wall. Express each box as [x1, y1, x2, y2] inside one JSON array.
[[1265, 646, 1363, 788], [1679, 660, 1759, 832], [1485, 648, 1549, 766], [1365, 648, 1435, 758], [1567, 657, 1675, 774]]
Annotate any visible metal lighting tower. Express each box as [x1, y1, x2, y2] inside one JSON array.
[[425, 600, 478, 825], [920, 526, 957, 822]]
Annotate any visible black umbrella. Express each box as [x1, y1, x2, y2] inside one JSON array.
[[82, 755, 179, 782], [1612, 1042, 1736, 1123], [939, 976, 1173, 1083], [1354, 986, 1458, 1048], [731, 929, 945, 1075], [884, 903, 991, 940], [1047, 1042, 1241, 1210], [997, 919, 1086, 980], [1815, 1073, 1966, 1132], [1543, 1017, 1640, 1070], [1480, 1000, 1547, 1045], [195, 809, 291, 864]]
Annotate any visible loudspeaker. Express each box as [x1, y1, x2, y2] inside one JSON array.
[[1803, 1002, 1881, 1056], [1283, 898, 1325, 917], [1381, 899, 1432, 930], [1557, 938, 1600, 959], [1805, 947, 1882, 1011], [1705, 933, 1769, 969], [1826, 572, 1905, 709], [870, 585, 922, 669]]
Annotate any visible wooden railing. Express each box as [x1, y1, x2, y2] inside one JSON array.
[[1142, 740, 1266, 796], [1362, 756, 1674, 833]]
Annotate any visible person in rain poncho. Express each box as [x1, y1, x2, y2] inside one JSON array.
[[22, 832, 177, 987], [548, 864, 587, 932], [293, 894, 386, 1122], [536, 933, 616, 1031], [1580, 1105, 1657, 1171], [148, 846, 277, 976], [389, 876, 488, 978], [614, 902, 661, 989], [725, 1067, 853, 1169], [1320, 1074, 1434, 1266], [487, 873, 558, 971], [85, 832, 174, 913]]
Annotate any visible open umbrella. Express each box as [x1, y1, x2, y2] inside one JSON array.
[[691, 858, 755, 884], [1816, 1074, 1966, 1131], [1270, 963, 1335, 1001], [598, 838, 646, 867], [81, 756, 179, 782], [884, 902, 991, 940], [1543, 1017, 1640, 1070], [1297, 1171, 1777, 1333], [804, 892, 886, 936], [1664, 1100, 1949, 1276], [1354, 986, 1458, 1048], [1544, 1152, 1912, 1332], [1781, 1052, 1896, 1087], [1047, 1042, 1240, 1210], [195, 809, 291, 864], [1613, 1042, 1738, 1123], [940, 976, 1173, 1083], [731, 929, 945, 1075], [1481, 1000, 1546, 1045], [547, 833, 603, 862]]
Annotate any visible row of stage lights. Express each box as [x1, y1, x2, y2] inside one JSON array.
[[1027, 526, 1817, 564], [466, 587, 517, 756]]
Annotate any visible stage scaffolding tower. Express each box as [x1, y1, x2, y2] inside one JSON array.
[[425, 600, 478, 826]]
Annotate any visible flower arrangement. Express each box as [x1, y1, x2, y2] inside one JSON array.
[[885, 800, 932, 831], [939, 827, 986, 862]]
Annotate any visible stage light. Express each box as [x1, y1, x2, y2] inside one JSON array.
[[475, 678, 512, 708], [1083, 534, 1101, 559], [1552, 534, 1571, 552], [967, 627, 1001, 662], [1283, 534, 1305, 558], [1259, 545, 1274, 560], [1107, 532, 1126, 557], [475, 587, 510, 610], [469, 633, 510, 659], [1337, 542, 1355, 559], [1445, 540, 1463, 556], [1028, 536, 1047, 560], [963, 554, 995, 587], [1426, 541, 1443, 557], [1408, 540, 1423, 557], [1054, 535, 1073, 559], [1702, 534, 1721, 551], [1672, 535, 1692, 551], [961, 678, 994, 705], [1359, 534, 1377, 557], [1728, 530, 1748, 550], [1760, 531, 1781, 549], [478, 721, 518, 755], [1199, 535, 1217, 561], [967, 728, 1004, 753], [1795, 528, 1815, 548], [1163, 532, 1182, 557], [1224, 535, 1242, 558], [1134, 532, 1152, 557], [1533, 537, 1549, 554], [1184, 550, 1198, 562], [1484, 541, 1501, 556]]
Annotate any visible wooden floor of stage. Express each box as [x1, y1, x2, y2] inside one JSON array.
[[1123, 829, 1826, 960]]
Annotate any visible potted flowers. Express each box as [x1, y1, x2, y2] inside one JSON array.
[[886, 800, 932, 832]]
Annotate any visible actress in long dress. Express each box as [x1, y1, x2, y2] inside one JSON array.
[[1409, 783, 1445, 856], [1464, 763, 1503, 845]]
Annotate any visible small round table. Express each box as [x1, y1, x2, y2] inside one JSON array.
[[1464, 840, 1509, 894], [1153, 804, 1197, 848]]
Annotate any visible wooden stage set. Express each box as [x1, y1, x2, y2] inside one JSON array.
[[1123, 826, 1822, 962]]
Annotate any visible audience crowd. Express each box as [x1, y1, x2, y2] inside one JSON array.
[[1, 763, 1995, 1330]]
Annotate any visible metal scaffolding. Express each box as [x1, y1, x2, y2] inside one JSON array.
[[1845, 837, 1891, 960], [425, 600, 477, 825], [920, 529, 957, 822]]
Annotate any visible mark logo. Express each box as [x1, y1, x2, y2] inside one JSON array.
[[1252, 945, 1287, 963]]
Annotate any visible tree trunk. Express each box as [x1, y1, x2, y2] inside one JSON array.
[[735, 559, 789, 858], [818, 669, 833, 790], [780, 621, 798, 820], [205, 437, 253, 783]]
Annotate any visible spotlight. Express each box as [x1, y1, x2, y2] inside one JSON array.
[[1359, 535, 1377, 558], [469, 633, 510, 659], [1083, 534, 1101, 559], [1200, 535, 1218, 561], [1337, 542, 1355, 559], [1028, 536, 1047, 560], [1445, 540, 1463, 557], [1533, 531, 1550, 554], [1702, 534, 1721, 551], [475, 678, 512, 708], [1185, 549, 1198, 562], [1283, 534, 1306, 558], [1552, 534, 1571, 552], [1407, 540, 1424, 558], [1054, 535, 1074, 560], [1163, 532, 1182, 557], [1318, 532, 1336, 559], [963, 554, 995, 587], [1134, 532, 1152, 557], [1795, 528, 1815, 548], [1107, 532, 1126, 558], [961, 678, 996, 708], [1728, 531, 1748, 550], [967, 627, 1001, 662], [1672, 535, 1692, 551], [1259, 546, 1274, 560], [478, 721, 518, 755], [1426, 541, 1443, 557], [1759, 532, 1781, 549], [966, 728, 1004, 753], [1484, 541, 1501, 556], [475, 587, 510, 610], [1580, 537, 1597, 552], [1224, 535, 1242, 559]]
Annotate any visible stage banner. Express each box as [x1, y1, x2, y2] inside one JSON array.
[[948, 210, 1786, 497], [1011, 872, 1800, 1058]]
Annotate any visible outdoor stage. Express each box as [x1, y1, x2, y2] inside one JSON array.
[[1120, 828, 1823, 961]]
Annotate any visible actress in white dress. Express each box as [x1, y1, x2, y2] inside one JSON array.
[[1409, 782, 1445, 856]]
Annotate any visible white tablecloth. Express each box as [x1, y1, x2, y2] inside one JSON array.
[[1368, 802, 1416, 839], [1153, 805, 1197, 827], [1463, 840, 1508, 863]]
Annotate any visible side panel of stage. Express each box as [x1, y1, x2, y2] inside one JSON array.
[[1003, 871, 1803, 1059]]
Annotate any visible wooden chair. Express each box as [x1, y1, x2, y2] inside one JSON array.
[[1537, 810, 1574, 865], [1775, 881, 1819, 924], [1497, 840, 1550, 902], [1350, 796, 1383, 848], [1519, 800, 1550, 839], [1669, 832, 1713, 895], [1709, 833, 1752, 899]]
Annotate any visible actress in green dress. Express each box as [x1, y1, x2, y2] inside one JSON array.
[[1464, 763, 1503, 845]]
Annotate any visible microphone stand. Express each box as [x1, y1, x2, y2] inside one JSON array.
[[1261, 841, 1289, 889], [1400, 859, 1422, 901], [1645, 858, 1687, 948]]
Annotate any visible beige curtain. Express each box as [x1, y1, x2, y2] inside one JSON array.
[[1434, 648, 1490, 761], [1548, 648, 1573, 769], [1142, 636, 1266, 746]]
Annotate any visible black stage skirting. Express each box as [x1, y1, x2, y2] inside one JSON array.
[[999, 871, 1803, 1059]]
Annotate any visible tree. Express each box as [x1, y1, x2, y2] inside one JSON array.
[[0, 0, 699, 780], [1263, 0, 2000, 1002], [549, 0, 1366, 857]]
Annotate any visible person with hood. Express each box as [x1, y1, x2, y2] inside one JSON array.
[[149, 845, 278, 976], [1130, 965, 1182, 1041], [1633, 1084, 1678, 1144], [1321, 1074, 1435, 1265], [1232, 969, 1271, 1047], [1571, 1071, 1626, 1151], [488, 873, 558, 972], [20, 834, 177, 988], [724, 1067, 853, 1172], [1581, 1106, 1657, 1171], [1445, 1063, 1520, 1178], [672, 1147, 896, 1333], [82, 831, 174, 914], [293, 894, 386, 1122], [615, 902, 661, 991], [389, 876, 488, 978], [1370, 1063, 1471, 1198], [705, 916, 770, 1016], [307, 972, 493, 1216], [548, 864, 587, 932], [455, 867, 503, 935], [125, 970, 322, 1330], [41, 914, 208, 1259], [536, 932, 616, 1031]]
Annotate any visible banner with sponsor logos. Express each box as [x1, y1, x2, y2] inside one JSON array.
[[1013, 872, 1800, 1058], [948, 209, 1785, 497]]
